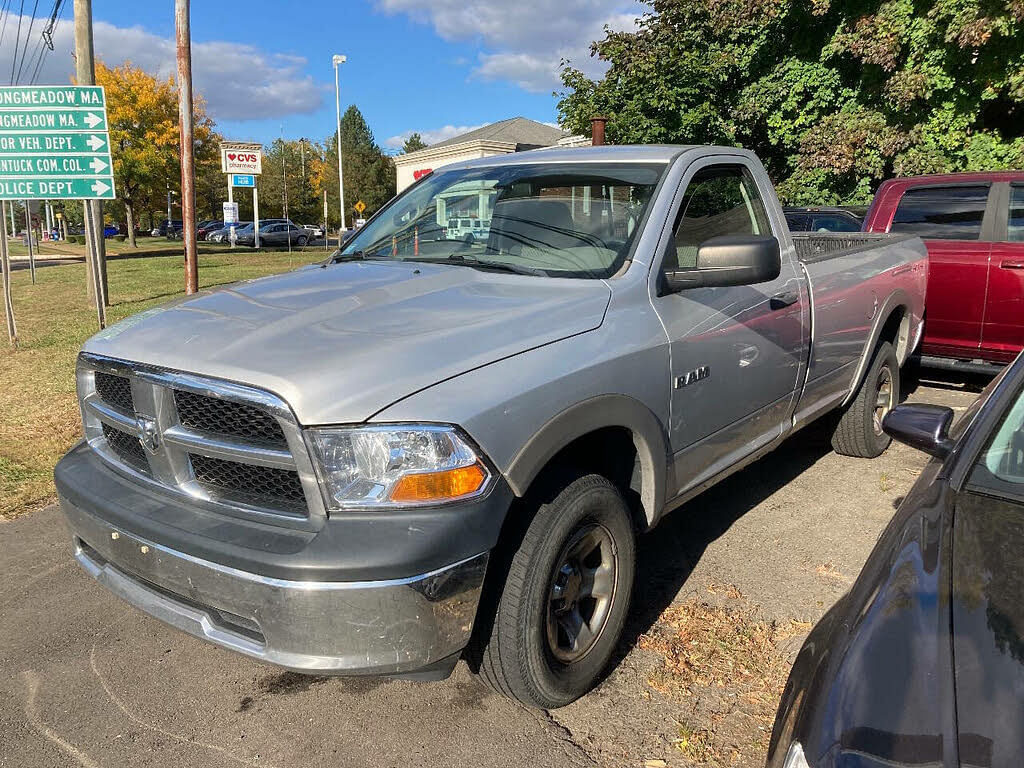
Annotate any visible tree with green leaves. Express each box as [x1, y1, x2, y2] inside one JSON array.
[[558, 0, 1024, 204], [403, 132, 428, 153]]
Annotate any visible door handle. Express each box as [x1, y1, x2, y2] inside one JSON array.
[[1000, 260, 1024, 270], [770, 291, 799, 310]]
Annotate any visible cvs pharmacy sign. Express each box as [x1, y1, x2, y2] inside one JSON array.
[[221, 147, 262, 175]]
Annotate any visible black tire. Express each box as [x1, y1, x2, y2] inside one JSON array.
[[296, 236, 307, 247], [476, 474, 636, 708], [832, 341, 899, 458]]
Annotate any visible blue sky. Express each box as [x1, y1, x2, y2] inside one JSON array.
[[0, 0, 643, 148]]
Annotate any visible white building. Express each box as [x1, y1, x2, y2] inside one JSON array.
[[393, 117, 569, 192]]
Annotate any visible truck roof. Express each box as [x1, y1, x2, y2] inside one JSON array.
[[441, 144, 706, 172]]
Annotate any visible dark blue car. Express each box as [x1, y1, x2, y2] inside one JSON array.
[[769, 352, 1024, 768]]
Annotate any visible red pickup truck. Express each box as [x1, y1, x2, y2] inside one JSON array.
[[863, 172, 1024, 370]]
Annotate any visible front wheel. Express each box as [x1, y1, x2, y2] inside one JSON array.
[[296, 236, 307, 247], [475, 474, 636, 708], [832, 340, 899, 458]]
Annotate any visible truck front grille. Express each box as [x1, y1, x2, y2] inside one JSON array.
[[101, 423, 150, 474], [94, 371, 134, 414], [190, 453, 306, 510], [78, 355, 321, 524], [174, 390, 287, 448]]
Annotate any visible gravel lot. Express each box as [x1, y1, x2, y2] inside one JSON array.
[[0, 374, 981, 768]]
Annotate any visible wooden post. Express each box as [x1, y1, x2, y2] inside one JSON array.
[[0, 200, 17, 347]]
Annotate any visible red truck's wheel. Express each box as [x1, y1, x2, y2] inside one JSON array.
[[476, 474, 636, 708], [832, 341, 900, 458]]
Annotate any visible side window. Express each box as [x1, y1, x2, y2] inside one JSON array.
[[668, 165, 770, 270], [1009, 186, 1024, 243], [890, 185, 989, 240], [970, 382, 1024, 496]]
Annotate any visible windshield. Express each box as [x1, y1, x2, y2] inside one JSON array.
[[337, 161, 666, 278]]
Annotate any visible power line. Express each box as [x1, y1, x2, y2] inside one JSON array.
[[15, 0, 41, 84], [28, 0, 61, 85], [0, 0, 14, 53], [10, 0, 25, 85]]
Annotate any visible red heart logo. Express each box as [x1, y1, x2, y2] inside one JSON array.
[[228, 153, 236, 161]]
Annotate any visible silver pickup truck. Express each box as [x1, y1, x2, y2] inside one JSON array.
[[55, 145, 926, 708]]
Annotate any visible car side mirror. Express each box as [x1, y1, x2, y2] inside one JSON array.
[[661, 235, 781, 292], [882, 404, 956, 459]]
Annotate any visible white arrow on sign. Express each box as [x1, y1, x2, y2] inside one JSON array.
[[86, 134, 105, 151], [91, 180, 111, 196], [89, 157, 108, 173], [84, 112, 102, 128]]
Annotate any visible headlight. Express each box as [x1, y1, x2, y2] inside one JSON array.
[[307, 424, 491, 510]]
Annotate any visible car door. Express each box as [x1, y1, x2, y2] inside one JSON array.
[[981, 183, 1024, 363], [652, 159, 806, 497], [952, 374, 1024, 766], [888, 184, 996, 360]]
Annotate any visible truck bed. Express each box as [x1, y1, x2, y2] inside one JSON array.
[[792, 232, 920, 263]]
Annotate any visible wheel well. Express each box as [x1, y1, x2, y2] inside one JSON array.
[[523, 426, 646, 531], [879, 306, 910, 364]]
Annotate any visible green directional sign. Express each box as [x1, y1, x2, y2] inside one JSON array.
[[0, 178, 114, 200], [0, 154, 111, 177], [0, 85, 114, 200], [0, 132, 108, 153]]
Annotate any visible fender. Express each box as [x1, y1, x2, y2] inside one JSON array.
[[841, 288, 914, 409], [504, 394, 670, 528]]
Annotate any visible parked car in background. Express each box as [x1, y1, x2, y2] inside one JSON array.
[[784, 207, 862, 232], [237, 222, 308, 247], [197, 220, 225, 240], [208, 222, 251, 243], [301, 224, 324, 239], [56, 145, 926, 709], [863, 172, 1024, 371], [769, 350, 1024, 768], [102, 224, 119, 238]]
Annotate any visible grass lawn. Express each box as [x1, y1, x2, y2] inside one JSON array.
[[0, 248, 320, 519]]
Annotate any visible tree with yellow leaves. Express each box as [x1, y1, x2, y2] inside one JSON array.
[[93, 61, 221, 247]]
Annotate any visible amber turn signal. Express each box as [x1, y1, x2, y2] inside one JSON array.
[[389, 463, 488, 503]]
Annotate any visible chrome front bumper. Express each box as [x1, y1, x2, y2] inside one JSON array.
[[61, 497, 488, 676]]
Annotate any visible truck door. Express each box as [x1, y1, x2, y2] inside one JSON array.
[[651, 159, 806, 497], [981, 183, 1024, 364], [888, 184, 995, 360]]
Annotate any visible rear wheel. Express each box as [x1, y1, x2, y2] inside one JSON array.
[[832, 341, 899, 458], [475, 474, 635, 708]]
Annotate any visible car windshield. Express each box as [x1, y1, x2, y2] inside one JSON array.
[[336, 161, 666, 278]]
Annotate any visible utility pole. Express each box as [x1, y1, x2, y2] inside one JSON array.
[[24, 204, 36, 284], [175, 0, 198, 294], [74, 0, 108, 309]]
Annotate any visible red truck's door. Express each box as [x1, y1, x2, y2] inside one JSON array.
[[888, 184, 994, 360], [982, 183, 1024, 363]]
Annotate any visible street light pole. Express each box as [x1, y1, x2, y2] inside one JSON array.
[[332, 54, 347, 240]]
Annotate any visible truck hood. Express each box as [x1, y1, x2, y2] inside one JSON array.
[[83, 260, 611, 425]]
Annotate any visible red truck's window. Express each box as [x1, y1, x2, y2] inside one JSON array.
[[890, 185, 989, 240], [1010, 186, 1024, 242]]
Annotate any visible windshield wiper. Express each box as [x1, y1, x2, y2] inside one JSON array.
[[444, 253, 546, 276], [329, 249, 366, 263]]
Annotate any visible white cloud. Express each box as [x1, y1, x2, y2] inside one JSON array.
[[384, 123, 488, 149], [375, 0, 643, 92], [0, 16, 324, 121]]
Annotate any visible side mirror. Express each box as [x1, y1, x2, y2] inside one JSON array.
[[662, 235, 781, 292], [882, 404, 956, 459]]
